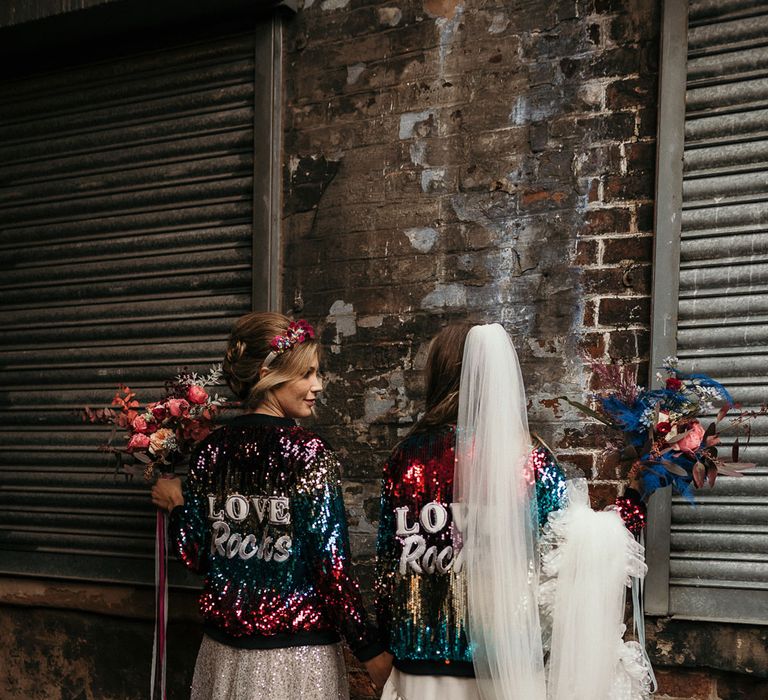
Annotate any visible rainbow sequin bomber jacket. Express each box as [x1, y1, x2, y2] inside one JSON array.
[[374, 425, 568, 677], [169, 413, 382, 661]]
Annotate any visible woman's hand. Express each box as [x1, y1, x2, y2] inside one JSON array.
[[151, 477, 184, 512], [364, 651, 393, 690]]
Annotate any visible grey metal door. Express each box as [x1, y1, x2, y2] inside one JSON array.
[[0, 26, 276, 586]]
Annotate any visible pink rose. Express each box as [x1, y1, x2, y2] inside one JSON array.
[[676, 420, 705, 453], [127, 433, 150, 451], [131, 415, 148, 433], [187, 385, 209, 405], [167, 398, 190, 417]]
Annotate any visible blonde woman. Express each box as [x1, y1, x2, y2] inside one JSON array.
[[152, 312, 392, 699]]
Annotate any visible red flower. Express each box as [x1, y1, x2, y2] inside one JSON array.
[[666, 377, 683, 391], [167, 398, 190, 417], [131, 415, 149, 434], [187, 385, 209, 405], [127, 433, 150, 451], [151, 404, 167, 421], [655, 421, 672, 436], [183, 420, 211, 442]]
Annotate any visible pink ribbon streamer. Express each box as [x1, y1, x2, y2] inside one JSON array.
[[151, 510, 168, 700]]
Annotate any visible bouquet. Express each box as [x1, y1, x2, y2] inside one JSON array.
[[560, 357, 761, 503], [83, 365, 227, 480]]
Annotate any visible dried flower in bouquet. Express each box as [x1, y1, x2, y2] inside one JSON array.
[[83, 365, 228, 480]]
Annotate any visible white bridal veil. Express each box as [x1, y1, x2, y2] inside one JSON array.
[[455, 324, 547, 700], [454, 323, 653, 700]]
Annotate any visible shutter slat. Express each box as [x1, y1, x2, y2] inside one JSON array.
[[0, 31, 256, 587], [668, 2, 768, 621]]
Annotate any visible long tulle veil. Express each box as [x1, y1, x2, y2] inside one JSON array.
[[454, 324, 547, 700]]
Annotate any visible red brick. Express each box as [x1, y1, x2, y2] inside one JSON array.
[[624, 140, 657, 173], [573, 239, 599, 265], [588, 481, 619, 509], [606, 76, 655, 109], [606, 329, 651, 362], [602, 234, 653, 264], [636, 106, 658, 137], [582, 268, 635, 296], [582, 207, 633, 235], [598, 296, 650, 327], [604, 173, 654, 202], [519, 187, 572, 211], [716, 672, 768, 700], [582, 298, 597, 326], [556, 452, 595, 477], [558, 424, 613, 449], [574, 144, 623, 177], [579, 332, 607, 359], [635, 202, 655, 232], [654, 668, 715, 699], [595, 449, 622, 479]]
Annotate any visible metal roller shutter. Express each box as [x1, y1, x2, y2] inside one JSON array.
[[668, 0, 768, 622], [0, 30, 260, 587]]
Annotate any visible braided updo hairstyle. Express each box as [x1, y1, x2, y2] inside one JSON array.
[[223, 312, 320, 408]]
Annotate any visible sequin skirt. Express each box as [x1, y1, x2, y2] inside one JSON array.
[[190, 635, 350, 700], [381, 669, 480, 700]]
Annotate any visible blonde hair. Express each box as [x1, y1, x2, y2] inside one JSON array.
[[223, 312, 320, 408]]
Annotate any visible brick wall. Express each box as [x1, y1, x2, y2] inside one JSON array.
[[282, 0, 669, 697], [284, 0, 659, 511]]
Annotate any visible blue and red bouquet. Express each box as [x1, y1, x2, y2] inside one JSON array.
[[561, 357, 760, 503], [83, 365, 227, 480]]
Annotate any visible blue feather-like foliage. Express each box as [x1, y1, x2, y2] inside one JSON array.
[[673, 368, 734, 406], [638, 452, 698, 504]]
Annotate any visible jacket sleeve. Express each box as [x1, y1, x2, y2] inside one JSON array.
[[294, 449, 384, 662], [374, 456, 397, 649], [530, 444, 568, 530], [168, 441, 214, 575]]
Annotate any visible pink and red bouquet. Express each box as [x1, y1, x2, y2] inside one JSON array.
[[84, 365, 227, 480], [560, 357, 763, 503]]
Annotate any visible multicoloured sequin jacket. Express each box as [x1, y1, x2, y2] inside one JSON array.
[[169, 413, 382, 661], [374, 425, 568, 677]]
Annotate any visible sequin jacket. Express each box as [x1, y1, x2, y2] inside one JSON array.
[[374, 425, 568, 677], [169, 413, 382, 661]]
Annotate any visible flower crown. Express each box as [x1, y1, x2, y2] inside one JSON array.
[[262, 320, 316, 368]]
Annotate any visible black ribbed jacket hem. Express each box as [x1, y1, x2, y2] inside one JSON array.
[[394, 658, 476, 678], [203, 625, 340, 651], [202, 625, 384, 663]]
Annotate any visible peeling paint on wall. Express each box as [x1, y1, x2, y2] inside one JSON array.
[[421, 283, 467, 309], [488, 12, 509, 34], [347, 63, 366, 85], [320, 0, 350, 10], [326, 300, 357, 353], [404, 227, 438, 253], [399, 110, 436, 140], [377, 7, 402, 26], [420, 167, 446, 192]]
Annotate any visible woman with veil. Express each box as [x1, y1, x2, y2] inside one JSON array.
[[374, 323, 653, 700]]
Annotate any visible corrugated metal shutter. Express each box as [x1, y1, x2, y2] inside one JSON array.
[[0, 31, 257, 587], [670, 0, 768, 622]]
